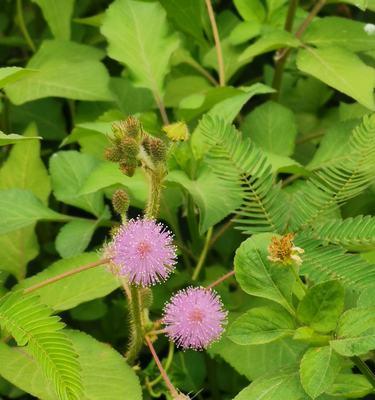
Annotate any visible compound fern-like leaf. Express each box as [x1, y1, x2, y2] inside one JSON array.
[[0, 291, 82, 400], [198, 115, 288, 234]]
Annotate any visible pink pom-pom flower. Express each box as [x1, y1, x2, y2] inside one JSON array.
[[111, 218, 177, 286], [162, 287, 227, 350]]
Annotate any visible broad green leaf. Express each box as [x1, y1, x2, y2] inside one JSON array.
[[0, 189, 67, 234], [31, 0, 74, 40], [228, 305, 295, 345], [17, 253, 119, 311], [229, 21, 261, 45], [242, 100, 297, 156], [239, 29, 300, 62], [234, 369, 307, 400], [166, 168, 241, 234], [326, 373, 373, 398], [330, 307, 375, 356], [296, 47, 375, 110], [300, 346, 342, 399], [9, 98, 66, 140], [50, 151, 104, 217], [171, 351, 206, 393], [0, 124, 50, 279], [80, 162, 148, 208], [0, 132, 42, 146], [0, 330, 142, 400], [55, 220, 97, 259], [101, 0, 179, 96], [5, 40, 113, 104], [234, 0, 266, 22], [304, 17, 375, 53], [297, 281, 345, 333], [0, 67, 35, 88], [192, 84, 274, 159], [234, 235, 295, 314], [159, 0, 205, 44]]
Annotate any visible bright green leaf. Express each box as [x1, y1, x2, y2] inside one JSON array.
[[228, 305, 295, 345], [0, 67, 36, 88], [0, 132, 42, 146], [326, 373, 373, 398], [5, 40, 113, 104], [234, 0, 266, 22], [296, 47, 375, 110], [297, 281, 345, 333], [300, 346, 342, 399]]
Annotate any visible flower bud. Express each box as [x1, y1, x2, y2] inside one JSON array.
[[112, 189, 130, 215], [104, 146, 122, 162], [143, 137, 167, 162], [119, 137, 139, 158], [119, 159, 137, 177]]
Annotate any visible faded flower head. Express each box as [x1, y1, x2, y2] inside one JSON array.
[[110, 218, 177, 286], [267, 233, 304, 266], [163, 287, 227, 350]]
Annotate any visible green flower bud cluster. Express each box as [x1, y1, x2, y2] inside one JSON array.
[[142, 136, 167, 163], [104, 116, 142, 177]]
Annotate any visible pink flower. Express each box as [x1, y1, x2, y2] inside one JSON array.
[[111, 218, 177, 286], [163, 287, 227, 350]]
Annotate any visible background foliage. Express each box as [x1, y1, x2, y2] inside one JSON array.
[[0, 0, 375, 399]]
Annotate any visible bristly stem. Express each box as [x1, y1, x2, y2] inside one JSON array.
[[24, 258, 110, 294], [145, 165, 165, 219], [205, 0, 225, 86], [16, 0, 36, 52], [351, 356, 375, 389], [145, 336, 179, 398], [192, 227, 213, 281], [126, 285, 145, 364], [272, 0, 299, 98]]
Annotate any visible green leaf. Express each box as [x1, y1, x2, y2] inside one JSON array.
[[17, 253, 119, 312], [297, 281, 345, 334], [55, 220, 97, 259], [234, 0, 266, 22], [296, 47, 375, 110], [50, 151, 104, 217], [0, 329, 142, 400], [234, 235, 295, 314], [31, 0, 74, 40], [166, 168, 241, 234], [229, 21, 261, 45], [300, 346, 342, 399], [228, 305, 295, 345], [234, 369, 307, 400], [242, 100, 297, 156], [0, 189, 67, 234], [330, 307, 375, 356], [101, 0, 179, 96], [0, 292, 82, 400], [239, 29, 300, 62], [5, 40, 113, 104], [326, 373, 373, 398], [171, 351, 206, 393], [304, 17, 375, 53], [0, 131, 42, 146], [0, 67, 35, 88], [159, 0, 205, 44]]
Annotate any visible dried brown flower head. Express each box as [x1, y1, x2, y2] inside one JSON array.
[[267, 233, 304, 266]]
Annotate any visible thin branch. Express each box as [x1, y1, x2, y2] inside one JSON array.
[[148, 340, 175, 387], [206, 270, 235, 290], [24, 258, 110, 294], [16, 0, 36, 52], [153, 92, 169, 125], [204, 0, 225, 86], [192, 227, 213, 281], [209, 218, 235, 248], [145, 336, 179, 398]]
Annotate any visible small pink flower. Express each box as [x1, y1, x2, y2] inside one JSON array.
[[163, 287, 227, 350], [111, 218, 177, 286]]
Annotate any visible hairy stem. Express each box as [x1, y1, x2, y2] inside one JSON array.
[[126, 286, 145, 364], [192, 227, 213, 281], [206, 270, 235, 290], [204, 0, 225, 86], [145, 336, 179, 398], [16, 0, 36, 52], [145, 165, 165, 219], [351, 356, 375, 389], [24, 258, 110, 294]]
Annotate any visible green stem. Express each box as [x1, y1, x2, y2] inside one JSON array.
[[351, 356, 375, 389], [145, 166, 165, 219], [192, 227, 213, 281], [16, 0, 36, 52], [272, 0, 299, 99], [291, 265, 307, 297], [126, 286, 145, 365], [148, 341, 175, 387]]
